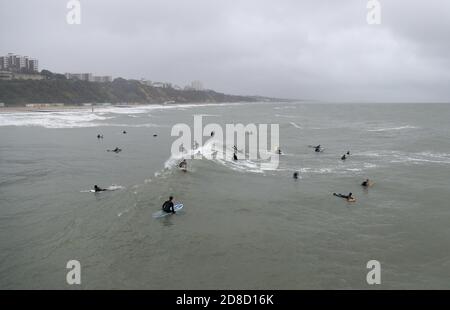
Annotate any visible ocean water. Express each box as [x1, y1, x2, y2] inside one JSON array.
[[0, 102, 450, 289]]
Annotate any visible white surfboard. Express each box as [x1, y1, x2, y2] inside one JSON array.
[[152, 203, 184, 218]]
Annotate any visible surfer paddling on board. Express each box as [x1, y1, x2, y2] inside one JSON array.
[[333, 192, 356, 202], [162, 196, 176, 214], [361, 178, 374, 188], [93, 185, 107, 192], [314, 145, 322, 152]]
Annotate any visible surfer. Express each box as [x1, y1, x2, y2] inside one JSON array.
[[341, 154, 347, 161], [276, 148, 282, 155], [162, 196, 176, 214], [193, 141, 199, 149], [293, 172, 299, 179], [211, 131, 215, 137], [179, 159, 187, 171], [361, 179, 373, 187], [314, 145, 322, 152], [347, 151, 350, 155], [108, 147, 121, 153], [123, 130, 127, 134], [333, 192, 356, 202], [93, 185, 107, 192], [233, 152, 238, 161]]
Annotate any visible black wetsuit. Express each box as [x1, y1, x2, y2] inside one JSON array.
[[334, 193, 352, 199], [179, 161, 187, 170], [361, 181, 369, 187], [162, 200, 175, 213], [233, 153, 238, 161], [94, 186, 106, 192]]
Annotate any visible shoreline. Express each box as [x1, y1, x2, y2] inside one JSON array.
[[0, 102, 219, 114]]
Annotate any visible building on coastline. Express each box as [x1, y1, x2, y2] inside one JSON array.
[[0, 70, 43, 80], [0, 53, 39, 72], [65, 73, 112, 82], [184, 80, 204, 91], [92, 76, 112, 83], [152, 82, 172, 88], [191, 80, 204, 91], [0, 71, 13, 80]]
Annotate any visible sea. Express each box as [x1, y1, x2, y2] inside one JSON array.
[[0, 102, 449, 289]]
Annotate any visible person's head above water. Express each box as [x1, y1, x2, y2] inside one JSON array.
[[348, 192, 353, 197]]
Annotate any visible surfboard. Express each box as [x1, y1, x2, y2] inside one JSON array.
[[152, 203, 184, 218]]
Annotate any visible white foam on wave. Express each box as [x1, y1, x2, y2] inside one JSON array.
[[158, 136, 280, 176], [0, 111, 113, 128], [274, 106, 297, 110], [0, 102, 247, 128], [367, 125, 418, 132], [275, 114, 297, 119], [359, 150, 450, 165], [290, 122, 302, 129]]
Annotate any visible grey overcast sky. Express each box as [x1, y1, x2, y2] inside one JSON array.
[[1, 0, 449, 102]]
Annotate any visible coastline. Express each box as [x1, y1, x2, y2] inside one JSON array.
[[0, 101, 267, 114]]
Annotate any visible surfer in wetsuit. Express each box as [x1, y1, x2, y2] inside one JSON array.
[[94, 185, 107, 192], [179, 159, 187, 171], [333, 192, 356, 202], [314, 145, 321, 152], [293, 172, 299, 179], [361, 179, 373, 187], [162, 196, 175, 214], [341, 154, 347, 160], [347, 151, 350, 155], [233, 152, 238, 161]]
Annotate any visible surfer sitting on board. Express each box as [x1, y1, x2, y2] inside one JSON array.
[[162, 196, 176, 214], [314, 145, 321, 152], [333, 192, 356, 202], [94, 185, 107, 192]]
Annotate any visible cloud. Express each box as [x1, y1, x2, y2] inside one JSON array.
[[1, 0, 449, 102]]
